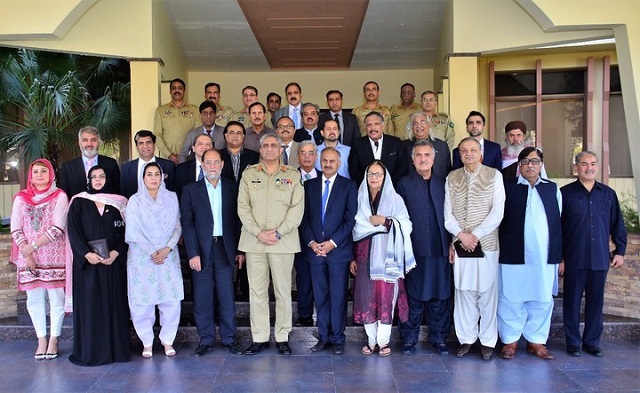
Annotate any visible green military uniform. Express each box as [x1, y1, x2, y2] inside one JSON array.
[[390, 103, 420, 139], [153, 102, 200, 159], [237, 162, 304, 343], [214, 104, 234, 128], [230, 109, 273, 131], [428, 112, 455, 150], [351, 103, 394, 136]]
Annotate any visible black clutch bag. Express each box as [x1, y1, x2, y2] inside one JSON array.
[[453, 240, 484, 258], [88, 239, 109, 259]]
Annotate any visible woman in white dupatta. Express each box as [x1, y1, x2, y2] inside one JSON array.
[[125, 162, 183, 358], [350, 161, 415, 356]]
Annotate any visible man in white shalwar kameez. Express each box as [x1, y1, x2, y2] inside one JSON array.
[[497, 147, 562, 360], [444, 137, 505, 361]]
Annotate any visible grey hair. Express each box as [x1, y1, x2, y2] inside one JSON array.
[[301, 102, 320, 114], [259, 132, 282, 147], [575, 150, 598, 164], [458, 136, 481, 149], [78, 126, 100, 139], [297, 140, 317, 155], [411, 139, 436, 158]]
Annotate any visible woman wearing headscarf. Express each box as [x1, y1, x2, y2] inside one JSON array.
[[10, 159, 69, 360], [125, 162, 183, 358], [66, 165, 130, 366], [350, 160, 415, 356]]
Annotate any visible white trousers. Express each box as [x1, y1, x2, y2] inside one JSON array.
[[454, 279, 498, 347], [364, 322, 393, 347], [498, 297, 554, 344], [26, 287, 65, 338], [129, 301, 181, 348]]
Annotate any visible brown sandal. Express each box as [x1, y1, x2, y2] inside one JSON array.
[[361, 343, 379, 355], [378, 345, 391, 357]]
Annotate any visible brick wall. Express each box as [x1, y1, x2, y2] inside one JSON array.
[[604, 233, 640, 318], [0, 233, 21, 318]]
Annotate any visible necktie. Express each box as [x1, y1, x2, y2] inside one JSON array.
[[85, 158, 94, 176], [282, 145, 289, 165], [293, 107, 300, 129], [374, 140, 379, 151], [205, 129, 212, 137], [321, 179, 330, 226], [198, 165, 204, 181], [334, 113, 341, 143], [304, 173, 311, 181]]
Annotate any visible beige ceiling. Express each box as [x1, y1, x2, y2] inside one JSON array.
[[162, 0, 448, 72]]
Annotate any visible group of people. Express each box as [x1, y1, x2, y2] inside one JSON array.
[[8, 79, 627, 366]]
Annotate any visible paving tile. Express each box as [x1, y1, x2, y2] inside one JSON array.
[[565, 369, 640, 392]]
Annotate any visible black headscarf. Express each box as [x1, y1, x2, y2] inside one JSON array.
[[86, 165, 117, 194]]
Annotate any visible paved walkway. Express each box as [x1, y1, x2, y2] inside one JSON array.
[[1, 339, 638, 392]]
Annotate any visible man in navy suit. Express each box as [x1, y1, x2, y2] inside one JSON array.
[[59, 126, 120, 197], [318, 90, 360, 147], [293, 102, 323, 145], [452, 111, 502, 170], [180, 149, 245, 357], [174, 134, 213, 200], [348, 111, 404, 186], [397, 140, 452, 356], [120, 130, 175, 198], [301, 147, 357, 355]]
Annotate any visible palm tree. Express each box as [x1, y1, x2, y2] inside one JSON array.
[[0, 47, 130, 180]]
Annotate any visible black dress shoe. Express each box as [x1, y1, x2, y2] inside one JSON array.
[[245, 342, 269, 355], [431, 342, 449, 356], [480, 345, 494, 360], [456, 343, 472, 358], [402, 342, 415, 355], [277, 341, 292, 355], [194, 344, 213, 357], [582, 345, 604, 357], [295, 317, 314, 327], [332, 345, 344, 355], [566, 345, 581, 357], [310, 341, 331, 352], [223, 341, 245, 355]]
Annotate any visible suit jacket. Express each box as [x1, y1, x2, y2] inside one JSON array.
[[293, 127, 323, 145], [452, 138, 502, 171], [400, 137, 452, 180], [218, 148, 260, 185], [120, 157, 175, 199], [59, 155, 120, 197], [318, 111, 360, 147], [179, 125, 226, 163], [174, 159, 198, 200], [180, 177, 241, 267], [300, 175, 357, 263], [274, 104, 302, 127], [283, 141, 301, 168], [348, 134, 404, 186]]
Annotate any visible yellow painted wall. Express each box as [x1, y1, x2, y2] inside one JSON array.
[[0, 0, 95, 39], [152, 0, 185, 80], [187, 69, 434, 111], [0, 0, 154, 58]]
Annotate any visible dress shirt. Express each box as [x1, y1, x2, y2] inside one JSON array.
[[227, 149, 242, 181], [82, 155, 98, 174], [289, 104, 302, 128], [205, 179, 224, 236], [301, 168, 318, 181], [194, 160, 203, 182], [321, 173, 338, 248], [330, 111, 344, 141], [561, 180, 627, 270], [369, 135, 383, 160]]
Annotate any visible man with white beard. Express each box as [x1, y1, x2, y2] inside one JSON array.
[[501, 121, 546, 181]]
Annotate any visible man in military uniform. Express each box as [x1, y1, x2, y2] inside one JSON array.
[[352, 81, 393, 136], [390, 83, 420, 139], [416, 90, 455, 150], [204, 82, 234, 128], [238, 133, 304, 356], [230, 86, 272, 130], [154, 78, 200, 164]]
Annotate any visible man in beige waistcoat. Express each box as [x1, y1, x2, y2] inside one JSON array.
[[444, 137, 505, 361], [237, 133, 304, 356]]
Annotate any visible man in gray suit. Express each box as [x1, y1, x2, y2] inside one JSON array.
[[274, 82, 303, 128]]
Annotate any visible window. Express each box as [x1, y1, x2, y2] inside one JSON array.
[[609, 67, 632, 177]]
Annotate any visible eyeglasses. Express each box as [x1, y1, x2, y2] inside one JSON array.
[[412, 120, 429, 127], [520, 158, 541, 166], [277, 124, 295, 130], [299, 151, 316, 157], [366, 172, 384, 178], [421, 98, 436, 103]]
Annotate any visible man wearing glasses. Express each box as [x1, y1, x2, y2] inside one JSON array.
[[497, 147, 561, 360], [179, 101, 226, 163], [416, 90, 455, 150]]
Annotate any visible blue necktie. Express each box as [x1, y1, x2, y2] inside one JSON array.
[[321, 179, 330, 226], [198, 166, 204, 181]]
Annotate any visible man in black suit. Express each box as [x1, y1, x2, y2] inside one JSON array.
[[218, 121, 260, 186], [180, 148, 245, 357], [348, 111, 403, 185], [301, 147, 357, 355], [400, 112, 451, 179], [318, 90, 360, 147], [120, 130, 175, 198], [59, 126, 120, 197], [174, 133, 213, 200], [293, 102, 323, 145], [452, 111, 502, 170]]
